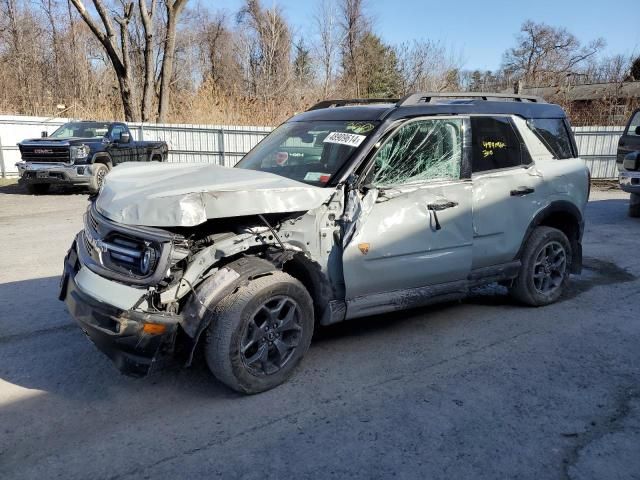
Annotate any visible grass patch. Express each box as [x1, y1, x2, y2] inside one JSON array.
[[0, 177, 18, 187]]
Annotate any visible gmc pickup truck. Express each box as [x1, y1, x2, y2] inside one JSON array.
[[617, 109, 640, 217], [16, 121, 168, 194]]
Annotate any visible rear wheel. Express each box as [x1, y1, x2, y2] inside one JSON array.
[[510, 226, 572, 306], [629, 193, 640, 218], [88, 163, 109, 193], [205, 271, 314, 394], [26, 183, 50, 195]]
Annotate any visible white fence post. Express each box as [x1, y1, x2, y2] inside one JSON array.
[[0, 134, 5, 178], [218, 128, 226, 166]]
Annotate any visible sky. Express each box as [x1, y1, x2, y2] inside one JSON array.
[[198, 0, 640, 72]]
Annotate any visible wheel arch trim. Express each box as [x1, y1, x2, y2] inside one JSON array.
[[91, 153, 113, 168], [516, 200, 584, 274]]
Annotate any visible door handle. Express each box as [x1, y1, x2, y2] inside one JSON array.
[[427, 200, 458, 230], [427, 200, 458, 211], [510, 186, 535, 196]]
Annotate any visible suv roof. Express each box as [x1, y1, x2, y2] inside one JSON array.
[[293, 92, 566, 122]]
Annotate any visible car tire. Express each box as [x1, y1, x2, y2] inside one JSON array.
[[629, 193, 640, 218], [88, 163, 109, 193], [510, 226, 572, 307], [26, 183, 50, 195], [205, 271, 314, 394]]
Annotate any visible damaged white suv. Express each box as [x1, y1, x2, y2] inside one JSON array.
[[60, 93, 590, 393]]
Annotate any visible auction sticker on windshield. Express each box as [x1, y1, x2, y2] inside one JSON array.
[[323, 131, 366, 147]]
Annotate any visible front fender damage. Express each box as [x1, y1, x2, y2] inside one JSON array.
[[178, 255, 294, 366]]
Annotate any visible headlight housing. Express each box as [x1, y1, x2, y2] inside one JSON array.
[[70, 145, 90, 161]]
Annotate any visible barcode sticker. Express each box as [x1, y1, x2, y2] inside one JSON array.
[[323, 131, 366, 147]]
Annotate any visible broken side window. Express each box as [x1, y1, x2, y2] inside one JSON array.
[[371, 118, 463, 187]]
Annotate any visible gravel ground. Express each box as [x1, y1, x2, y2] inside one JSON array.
[[0, 184, 639, 480]]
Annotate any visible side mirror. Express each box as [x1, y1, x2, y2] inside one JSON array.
[[635, 126, 640, 135], [41, 131, 48, 138], [120, 132, 131, 144], [623, 152, 640, 171]]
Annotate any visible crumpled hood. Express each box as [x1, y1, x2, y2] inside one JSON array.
[[96, 162, 334, 227]]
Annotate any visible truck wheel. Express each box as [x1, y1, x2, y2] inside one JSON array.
[[26, 183, 50, 195], [510, 226, 572, 307], [205, 271, 314, 394], [88, 164, 109, 193], [629, 193, 640, 218]]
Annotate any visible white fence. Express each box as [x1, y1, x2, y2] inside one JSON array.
[[0, 114, 626, 179], [573, 126, 625, 179]]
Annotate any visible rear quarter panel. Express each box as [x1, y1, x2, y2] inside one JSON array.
[[516, 116, 590, 217]]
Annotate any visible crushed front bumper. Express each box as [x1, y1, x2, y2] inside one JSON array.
[[59, 244, 182, 376], [17, 161, 93, 185], [619, 170, 640, 194]]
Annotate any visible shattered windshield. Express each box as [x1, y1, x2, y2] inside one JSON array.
[[235, 120, 379, 186], [371, 118, 463, 186], [50, 122, 110, 139]]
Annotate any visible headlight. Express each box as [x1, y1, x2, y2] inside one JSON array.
[[140, 247, 157, 276], [70, 145, 90, 161]]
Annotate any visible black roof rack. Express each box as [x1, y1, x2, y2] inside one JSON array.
[[308, 98, 399, 111], [398, 92, 544, 106], [307, 92, 545, 112]]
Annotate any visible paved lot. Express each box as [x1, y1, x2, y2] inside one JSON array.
[[0, 183, 639, 479]]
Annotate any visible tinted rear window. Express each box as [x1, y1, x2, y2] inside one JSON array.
[[471, 117, 531, 172], [527, 118, 574, 159]]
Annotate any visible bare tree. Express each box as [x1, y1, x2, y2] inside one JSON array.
[[238, 0, 292, 100], [338, 0, 367, 96], [157, 0, 188, 122], [1, 2, 636, 126], [396, 40, 465, 93], [69, 0, 140, 120], [503, 20, 604, 88], [139, 0, 156, 122], [586, 54, 633, 83], [40, 0, 61, 93], [314, 0, 338, 96]]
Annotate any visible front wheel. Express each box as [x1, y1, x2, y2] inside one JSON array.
[[510, 226, 572, 306], [88, 163, 109, 193], [205, 271, 314, 394]]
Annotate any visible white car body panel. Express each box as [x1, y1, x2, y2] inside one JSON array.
[[343, 181, 473, 301]]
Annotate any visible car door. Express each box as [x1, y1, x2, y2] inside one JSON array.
[[342, 117, 473, 316], [470, 116, 543, 270], [108, 124, 130, 165], [618, 109, 640, 168]]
